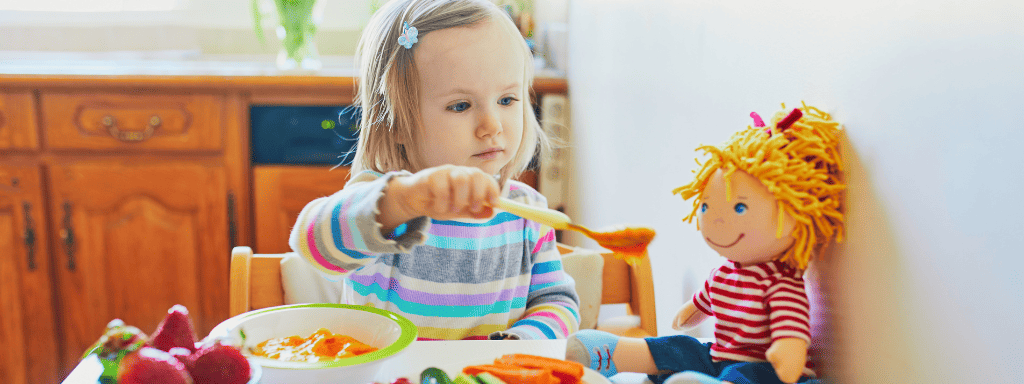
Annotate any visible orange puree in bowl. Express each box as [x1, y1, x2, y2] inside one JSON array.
[[252, 328, 378, 363]]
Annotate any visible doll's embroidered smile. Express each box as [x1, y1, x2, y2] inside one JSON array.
[[706, 233, 744, 248]]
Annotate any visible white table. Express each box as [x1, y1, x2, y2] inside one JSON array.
[[63, 340, 650, 384]]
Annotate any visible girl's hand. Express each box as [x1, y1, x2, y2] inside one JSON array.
[[381, 165, 501, 230]]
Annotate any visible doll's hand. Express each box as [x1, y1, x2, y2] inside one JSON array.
[[765, 337, 808, 383], [671, 301, 707, 330], [389, 165, 500, 221]]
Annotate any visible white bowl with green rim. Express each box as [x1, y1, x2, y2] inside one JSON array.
[[207, 303, 418, 384]]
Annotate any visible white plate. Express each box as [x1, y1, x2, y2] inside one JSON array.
[[582, 367, 613, 384]]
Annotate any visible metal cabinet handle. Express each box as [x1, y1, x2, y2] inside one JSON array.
[[228, 191, 237, 250], [102, 114, 159, 142], [22, 201, 36, 271], [60, 201, 76, 271]]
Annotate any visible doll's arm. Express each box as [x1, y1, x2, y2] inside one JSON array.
[[671, 299, 709, 330], [765, 337, 808, 383]]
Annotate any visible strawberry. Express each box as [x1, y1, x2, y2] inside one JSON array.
[[188, 341, 251, 384], [118, 346, 193, 384], [150, 304, 198, 353], [167, 347, 193, 368]]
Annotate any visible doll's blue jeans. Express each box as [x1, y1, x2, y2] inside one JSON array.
[[645, 335, 821, 384]]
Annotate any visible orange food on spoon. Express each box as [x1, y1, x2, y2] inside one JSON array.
[[587, 226, 656, 266], [252, 328, 377, 363]]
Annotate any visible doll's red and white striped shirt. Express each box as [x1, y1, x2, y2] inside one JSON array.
[[692, 259, 815, 376]]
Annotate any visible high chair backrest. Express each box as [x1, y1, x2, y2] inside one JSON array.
[[228, 244, 657, 337]]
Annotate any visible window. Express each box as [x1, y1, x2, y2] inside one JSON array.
[[0, 0, 184, 12]]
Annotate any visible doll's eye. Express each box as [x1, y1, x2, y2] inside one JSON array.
[[700, 203, 708, 214], [734, 203, 748, 215]]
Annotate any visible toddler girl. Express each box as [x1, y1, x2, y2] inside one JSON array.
[[290, 0, 579, 341]]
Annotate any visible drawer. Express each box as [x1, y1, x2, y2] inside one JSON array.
[[40, 92, 225, 151], [0, 91, 40, 150]]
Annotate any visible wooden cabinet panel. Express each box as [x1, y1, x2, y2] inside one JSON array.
[[40, 92, 225, 151], [253, 166, 351, 254], [0, 165, 59, 384], [0, 91, 39, 150], [47, 162, 230, 376]]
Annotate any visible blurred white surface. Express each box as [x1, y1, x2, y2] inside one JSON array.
[[566, 0, 1024, 382]]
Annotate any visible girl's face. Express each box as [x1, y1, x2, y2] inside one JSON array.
[[413, 17, 525, 176], [697, 169, 796, 266]]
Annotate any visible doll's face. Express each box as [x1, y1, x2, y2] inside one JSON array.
[[697, 169, 796, 266]]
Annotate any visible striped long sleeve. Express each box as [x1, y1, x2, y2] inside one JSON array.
[[289, 171, 429, 276], [289, 171, 580, 340], [502, 221, 581, 340]]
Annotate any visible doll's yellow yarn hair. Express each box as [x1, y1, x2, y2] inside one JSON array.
[[672, 103, 845, 270]]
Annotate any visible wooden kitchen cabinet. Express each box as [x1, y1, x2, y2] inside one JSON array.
[[46, 161, 232, 375], [0, 165, 60, 384], [254, 165, 352, 254], [39, 92, 225, 151], [0, 91, 39, 150]]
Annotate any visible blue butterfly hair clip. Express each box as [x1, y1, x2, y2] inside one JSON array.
[[398, 22, 418, 49]]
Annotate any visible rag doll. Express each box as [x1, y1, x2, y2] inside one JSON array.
[[567, 104, 845, 384]]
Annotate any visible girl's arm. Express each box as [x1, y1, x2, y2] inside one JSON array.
[[289, 171, 431, 276], [500, 226, 581, 340]]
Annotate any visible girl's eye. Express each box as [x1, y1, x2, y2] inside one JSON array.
[[734, 203, 748, 215], [446, 101, 471, 112], [700, 203, 708, 214], [498, 96, 519, 106]]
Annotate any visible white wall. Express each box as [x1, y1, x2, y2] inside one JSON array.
[[0, 0, 372, 54], [566, 0, 1024, 382], [0, 0, 370, 29]]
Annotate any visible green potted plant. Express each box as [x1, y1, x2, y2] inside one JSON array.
[[252, 0, 324, 71]]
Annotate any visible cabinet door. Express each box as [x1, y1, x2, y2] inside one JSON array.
[[48, 162, 230, 376], [0, 165, 59, 384], [253, 166, 351, 254], [0, 91, 39, 150]]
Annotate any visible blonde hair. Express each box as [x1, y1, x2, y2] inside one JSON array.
[[350, 0, 550, 186], [672, 103, 846, 270]]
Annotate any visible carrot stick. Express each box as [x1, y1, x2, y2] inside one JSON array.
[[494, 354, 584, 384], [462, 364, 560, 384]]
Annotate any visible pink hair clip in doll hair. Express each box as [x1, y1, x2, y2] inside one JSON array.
[[761, 108, 803, 136], [750, 112, 766, 128]]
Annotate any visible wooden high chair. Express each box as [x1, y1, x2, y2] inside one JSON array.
[[228, 244, 657, 337]]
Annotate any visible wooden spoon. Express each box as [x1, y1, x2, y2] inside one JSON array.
[[495, 198, 655, 261]]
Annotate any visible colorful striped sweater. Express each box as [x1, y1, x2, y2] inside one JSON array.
[[289, 170, 580, 340], [692, 259, 815, 377]]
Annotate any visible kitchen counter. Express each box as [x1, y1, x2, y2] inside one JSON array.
[[0, 51, 567, 93]]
